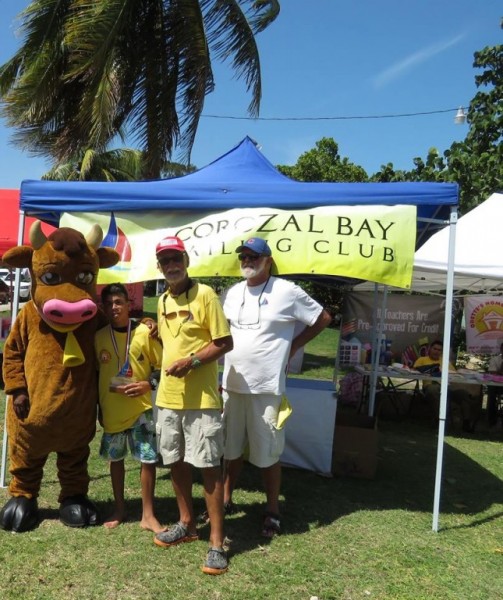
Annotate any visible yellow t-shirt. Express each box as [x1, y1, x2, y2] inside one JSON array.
[[156, 282, 230, 410], [95, 322, 163, 433], [413, 356, 455, 371]]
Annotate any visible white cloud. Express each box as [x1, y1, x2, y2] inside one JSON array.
[[372, 34, 465, 89]]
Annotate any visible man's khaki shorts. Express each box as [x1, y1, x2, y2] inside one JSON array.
[[156, 407, 224, 468], [223, 391, 285, 468]]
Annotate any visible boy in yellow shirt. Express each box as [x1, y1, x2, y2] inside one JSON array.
[[95, 283, 163, 531]]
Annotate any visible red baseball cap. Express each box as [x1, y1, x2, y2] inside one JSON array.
[[156, 236, 186, 255]]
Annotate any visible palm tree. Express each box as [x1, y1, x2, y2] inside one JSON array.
[[42, 148, 145, 182], [0, 0, 280, 178], [42, 147, 196, 181]]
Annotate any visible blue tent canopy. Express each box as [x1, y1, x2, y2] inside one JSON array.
[[21, 137, 458, 242], [14, 137, 461, 531]]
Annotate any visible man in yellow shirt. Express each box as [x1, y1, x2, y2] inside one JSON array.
[[153, 236, 233, 576]]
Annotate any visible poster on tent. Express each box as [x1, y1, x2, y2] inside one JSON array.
[[60, 205, 417, 288], [340, 292, 446, 367], [464, 296, 503, 353]]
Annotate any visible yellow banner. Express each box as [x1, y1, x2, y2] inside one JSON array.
[[60, 205, 417, 288]]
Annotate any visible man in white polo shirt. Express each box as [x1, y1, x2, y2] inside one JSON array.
[[221, 238, 332, 538]]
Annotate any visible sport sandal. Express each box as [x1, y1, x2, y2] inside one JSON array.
[[154, 521, 199, 548], [261, 512, 281, 538], [197, 501, 237, 525], [202, 546, 229, 575]]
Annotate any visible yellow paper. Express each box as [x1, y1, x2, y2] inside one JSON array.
[[277, 394, 293, 429]]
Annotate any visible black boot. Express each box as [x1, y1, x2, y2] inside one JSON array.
[[59, 495, 100, 528], [0, 497, 39, 532]]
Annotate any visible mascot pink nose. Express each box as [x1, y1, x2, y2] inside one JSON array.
[[42, 298, 98, 325]]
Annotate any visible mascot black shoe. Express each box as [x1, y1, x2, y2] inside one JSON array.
[[59, 495, 101, 528], [0, 497, 40, 533]]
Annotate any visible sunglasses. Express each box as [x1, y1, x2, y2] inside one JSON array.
[[238, 253, 264, 262], [158, 254, 184, 266], [163, 310, 192, 321]]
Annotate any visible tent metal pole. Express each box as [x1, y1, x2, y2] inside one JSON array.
[[369, 285, 388, 415], [432, 205, 458, 532], [332, 318, 344, 400], [1, 210, 26, 489]]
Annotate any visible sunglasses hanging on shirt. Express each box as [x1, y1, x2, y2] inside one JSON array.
[[236, 276, 270, 330]]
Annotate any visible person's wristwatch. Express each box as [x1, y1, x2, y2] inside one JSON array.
[[190, 354, 202, 369]]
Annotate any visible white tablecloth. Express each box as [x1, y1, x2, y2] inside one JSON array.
[[281, 378, 337, 475]]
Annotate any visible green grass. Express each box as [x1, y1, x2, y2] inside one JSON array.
[[1, 391, 503, 599], [142, 295, 158, 320], [295, 327, 338, 380], [3, 297, 499, 598]]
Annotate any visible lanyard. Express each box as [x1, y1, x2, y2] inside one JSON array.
[[109, 319, 132, 375], [237, 276, 270, 329]]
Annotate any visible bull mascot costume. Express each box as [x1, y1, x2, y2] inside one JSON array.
[[0, 222, 119, 532]]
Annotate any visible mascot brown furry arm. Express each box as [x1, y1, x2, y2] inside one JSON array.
[[0, 222, 119, 533]]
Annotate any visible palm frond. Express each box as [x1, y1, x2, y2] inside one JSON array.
[[42, 147, 145, 181], [1, 0, 280, 176], [245, 0, 280, 33], [203, 0, 267, 116]]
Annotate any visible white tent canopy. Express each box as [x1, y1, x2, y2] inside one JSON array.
[[355, 192, 503, 294], [412, 192, 503, 294]]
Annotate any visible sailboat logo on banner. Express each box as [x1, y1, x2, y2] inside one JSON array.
[[102, 212, 132, 270]]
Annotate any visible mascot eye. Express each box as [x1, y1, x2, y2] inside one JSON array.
[[40, 272, 62, 285], [76, 271, 94, 285]]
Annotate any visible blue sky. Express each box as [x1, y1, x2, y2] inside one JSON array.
[[0, 0, 501, 189]]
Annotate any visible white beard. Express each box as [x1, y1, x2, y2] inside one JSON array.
[[240, 266, 257, 279], [240, 260, 266, 280]]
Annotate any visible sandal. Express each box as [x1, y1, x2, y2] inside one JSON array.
[[154, 521, 199, 548], [261, 512, 281, 538], [201, 546, 229, 575], [197, 501, 237, 525]]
